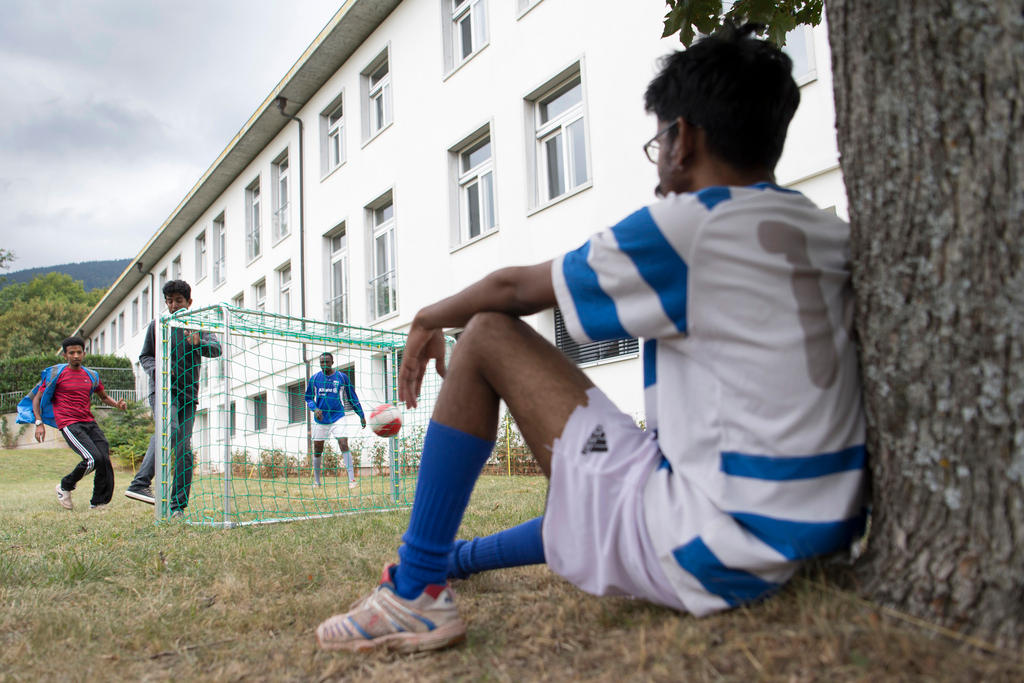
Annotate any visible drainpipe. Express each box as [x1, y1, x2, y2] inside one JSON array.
[[275, 96, 311, 457]]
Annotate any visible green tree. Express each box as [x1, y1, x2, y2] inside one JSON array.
[[0, 272, 105, 358], [662, 1, 1023, 647]]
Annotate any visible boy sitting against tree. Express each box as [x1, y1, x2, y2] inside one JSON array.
[[315, 24, 866, 653]]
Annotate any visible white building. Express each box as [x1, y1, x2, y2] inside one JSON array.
[[76, 0, 845, 426]]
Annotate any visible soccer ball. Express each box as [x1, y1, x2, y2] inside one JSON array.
[[368, 404, 402, 437]]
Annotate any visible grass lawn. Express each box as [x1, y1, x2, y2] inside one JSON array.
[[1, 447, 1020, 681]]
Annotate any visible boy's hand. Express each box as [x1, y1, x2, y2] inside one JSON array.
[[360, 416, 367, 429], [116, 399, 127, 411], [187, 332, 200, 345], [34, 424, 45, 443], [315, 409, 323, 421]]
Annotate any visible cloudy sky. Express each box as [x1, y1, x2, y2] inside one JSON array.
[[0, 0, 343, 271]]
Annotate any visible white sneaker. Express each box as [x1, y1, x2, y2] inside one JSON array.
[[55, 484, 73, 510], [348, 480, 358, 489], [316, 564, 466, 653]]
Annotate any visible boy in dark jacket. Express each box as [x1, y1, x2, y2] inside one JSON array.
[[125, 280, 221, 517]]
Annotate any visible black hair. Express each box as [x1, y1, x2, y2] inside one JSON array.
[[162, 279, 192, 300], [62, 336, 86, 352], [319, 352, 334, 361], [644, 22, 799, 171]]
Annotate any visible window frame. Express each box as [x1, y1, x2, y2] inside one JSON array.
[[252, 392, 268, 433], [325, 222, 349, 324], [361, 48, 393, 143], [245, 178, 262, 263], [366, 193, 397, 321], [320, 93, 346, 177], [525, 64, 592, 212], [252, 278, 267, 312], [443, 0, 489, 74], [285, 380, 305, 424], [271, 151, 290, 243], [212, 214, 226, 288], [450, 125, 497, 248], [277, 263, 292, 316], [195, 230, 208, 282]]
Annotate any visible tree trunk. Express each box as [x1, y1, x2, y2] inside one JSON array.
[[827, 1, 1024, 646]]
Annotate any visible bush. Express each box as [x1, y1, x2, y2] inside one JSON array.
[[231, 449, 254, 477], [259, 448, 295, 478], [95, 400, 153, 470]]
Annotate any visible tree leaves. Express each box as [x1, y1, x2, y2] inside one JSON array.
[[662, 0, 822, 47]]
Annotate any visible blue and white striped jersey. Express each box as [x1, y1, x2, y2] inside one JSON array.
[[551, 184, 866, 615]]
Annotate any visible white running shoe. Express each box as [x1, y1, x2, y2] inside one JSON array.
[[316, 564, 466, 653], [55, 484, 73, 510]]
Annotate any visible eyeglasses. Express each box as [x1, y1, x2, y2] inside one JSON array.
[[642, 120, 679, 163]]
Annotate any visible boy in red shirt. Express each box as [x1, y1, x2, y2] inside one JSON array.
[[32, 336, 127, 510]]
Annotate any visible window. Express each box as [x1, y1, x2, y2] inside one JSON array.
[[131, 298, 139, 334], [213, 214, 226, 287], [99, 331, 105, 354], [141, 287, 150, 325], [530, 68, 590, 205], [253, 279, 266, 311], [252, 393, 267, 432], [286, 381, 305, 424], [171, 255, 181, 280], [118, 312, 125, 347], [271, 153, 290, 241], [109, 321, 116, 349], [362, 50, 392, 140], [452, 129, 496, 244], [367, 196, 397, 319], [278, 263, 292, 316], [783, 25, 816, 85], [245, 179, 262, 262], [231, 292, 244, 308], [159, 269, 168, 310], [195, 231, 208, 281], [325, 224, 349, 323], [320, 96, 346, 175], [554, 307, 638, 365], [445, 0, 488, 71]]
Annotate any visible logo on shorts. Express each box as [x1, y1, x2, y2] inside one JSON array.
[[581, 426, 608, 455]]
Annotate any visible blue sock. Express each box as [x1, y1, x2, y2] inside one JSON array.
[[394, 421, 494, 599], [447, 516, 546, 579]]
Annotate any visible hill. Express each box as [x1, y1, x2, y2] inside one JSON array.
[[0, 259, 130, 292]]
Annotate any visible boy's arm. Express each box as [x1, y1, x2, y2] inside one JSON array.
[[32, 389, 45, 441], [305, 376, 318, 412], [94, 386, 127, 411], [194, 331, 223, 358], [399, 262, 555, 408]]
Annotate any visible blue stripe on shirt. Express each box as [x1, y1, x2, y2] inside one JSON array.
[[695, 186, 732, 209], [720, 445, 866, 481], [643, 339, 657, 387], [562, 241, 629, 341], [729, 510, 868, 561], [672, 537, 780, 607], [610, 208, 688, 334]]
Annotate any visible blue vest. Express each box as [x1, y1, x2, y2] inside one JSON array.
[[16, 364, 100, 428]]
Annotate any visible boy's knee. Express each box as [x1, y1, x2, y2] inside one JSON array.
[[460, 312, 523, 350]]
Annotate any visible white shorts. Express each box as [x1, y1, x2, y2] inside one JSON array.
[[311, 414, 361, 442], [543, 387, 687, 611]]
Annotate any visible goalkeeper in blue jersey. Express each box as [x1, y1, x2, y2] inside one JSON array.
[[305, 352, 366, 488]]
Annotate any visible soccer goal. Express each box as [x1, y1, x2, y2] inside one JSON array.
[[153, 304, 448, 527]]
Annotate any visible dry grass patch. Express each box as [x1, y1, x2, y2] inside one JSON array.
[[1, 447, 1021, 681]]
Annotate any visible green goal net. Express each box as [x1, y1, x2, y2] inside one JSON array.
[[155, 304, 447, 527]]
